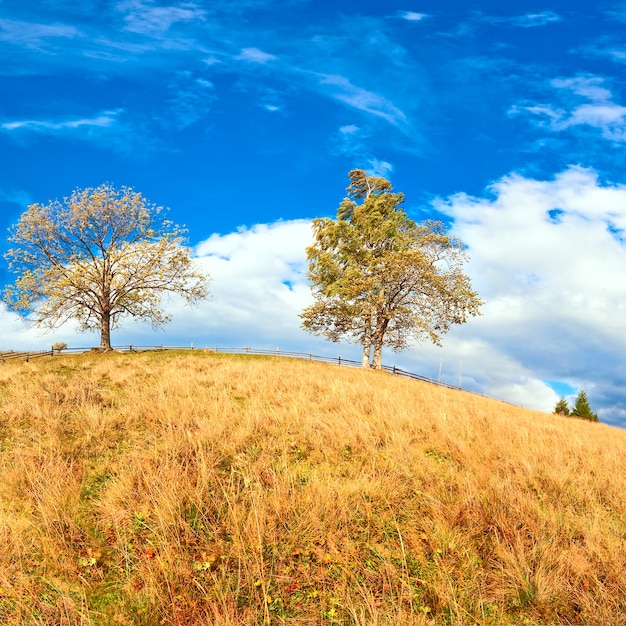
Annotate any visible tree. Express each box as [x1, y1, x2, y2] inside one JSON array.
[[3, 184, 211, 350], [571, 389, 599, 422], [300, 169, 484, 369], [553, 397, 570, 416]]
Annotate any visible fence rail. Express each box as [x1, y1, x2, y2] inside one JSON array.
[[0, 343, 469, 393]]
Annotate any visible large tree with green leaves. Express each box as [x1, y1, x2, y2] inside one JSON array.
[[3, 184, 211, 350], [301, 169, 484, 369]]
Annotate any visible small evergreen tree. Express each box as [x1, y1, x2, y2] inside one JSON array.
[[571, 389, 599, 422], [553, 397, 570, 416]]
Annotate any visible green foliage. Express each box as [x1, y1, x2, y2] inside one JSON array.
[[3, 184, 211, 350], [553, 397, 570, 416], [571, 389, 599, 422], [301, 169, 483, 369]]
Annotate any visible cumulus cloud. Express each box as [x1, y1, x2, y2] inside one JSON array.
[[436, 166, 626, 426], [5, 178, 626, 427], [161, 220, 339, 352], [0, 303, 85, 352]]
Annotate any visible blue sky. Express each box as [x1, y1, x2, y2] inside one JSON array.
[[3, 1, 626, 427]]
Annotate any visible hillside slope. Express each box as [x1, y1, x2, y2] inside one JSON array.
[[0, 351, 624, 625]]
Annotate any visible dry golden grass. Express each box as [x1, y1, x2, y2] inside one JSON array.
[[0, 350, 625, 625]]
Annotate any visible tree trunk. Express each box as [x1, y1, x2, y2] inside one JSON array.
[[372, 340, 383, 370], [372, 317, 388, 370], [99, 311, 112, 351], [361, 341, 371, 368], [361, 309, 375, 367]]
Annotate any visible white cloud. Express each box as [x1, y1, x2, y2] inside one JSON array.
[[365, 159, 394, 178], [0, 219, 329, 354], [1, 110, 122, 133], [182, 220, 325, 348], [339, 124, 359, 135], [331, 125, 394, 176], [512, 75, 626, 143], [5, 184, 626, 427], [480, 11, 562, 28], [165, 73, 216, 129], [117, 1, 206, 36], [397, 11, 428, 22], [512, 11, 561, 27], [236, 47, 278, 64], [0, 18, 80, 47], [567, 103, 626, 138], [552, 76, 612, 102], [203, 56, 223, 66], [436, 167, 626, 426], [318, 73, 408, 130], [0, 304, 86, 352]]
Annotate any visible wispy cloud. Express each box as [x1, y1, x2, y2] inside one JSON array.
[[0, 18, 80, 48], [117, 0, 206, 35], [0, 188, 32, 207], [331, 124, 394, 177], [1, 110, 122, 133], [164, 72, 215, 129], [511, 11, 562, 27], [510, 75, 626, 142], [339, 124, 359, 135], [396, 11, 428, 23], [551, 76, 612, 101], [477, 10, 562, 28], [318, 74, 408, 130], [0, 4, 421, 149], [605, 4, 626, 23], [236, 47, 277, 64], [365, 159, 394, 178], [0, 109, 144, 155]]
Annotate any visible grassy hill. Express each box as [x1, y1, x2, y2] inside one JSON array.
[[0, 351, 625, 625]]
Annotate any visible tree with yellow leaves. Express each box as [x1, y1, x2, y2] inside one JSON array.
[[301, 170, 483, 369], [3, 184, 210, 350]]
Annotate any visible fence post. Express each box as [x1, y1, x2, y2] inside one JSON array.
[[338, 356, 341, 366]]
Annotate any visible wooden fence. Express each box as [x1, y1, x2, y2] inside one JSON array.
[[0, 343, 467, 392]]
